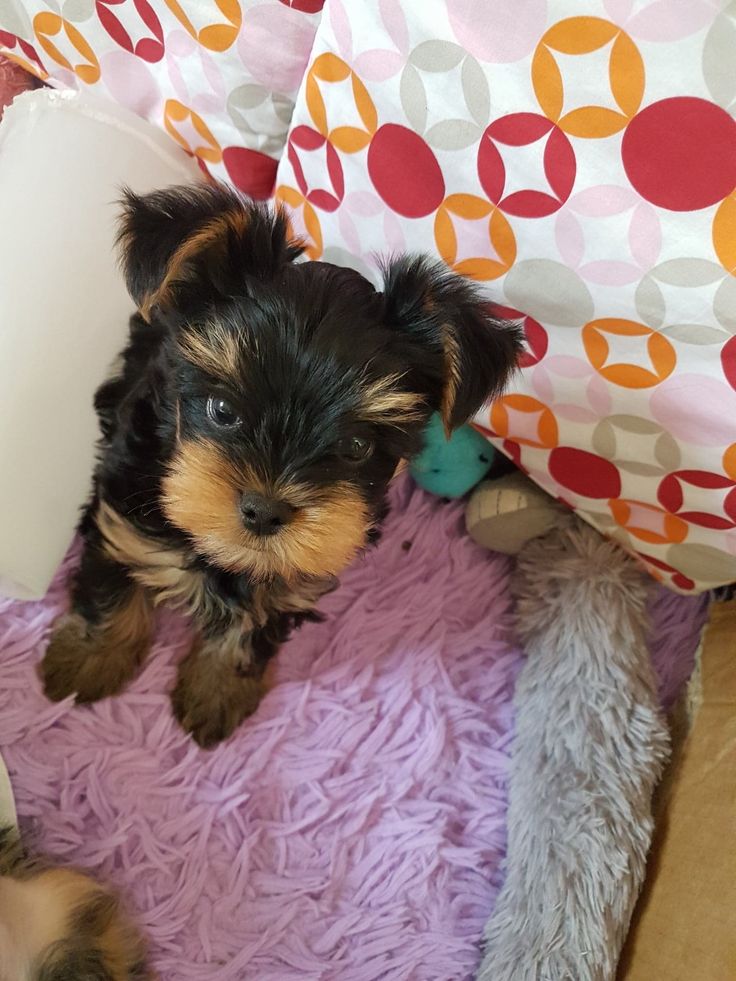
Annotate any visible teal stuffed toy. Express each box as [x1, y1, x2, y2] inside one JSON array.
[[409, 412, 496, 498]]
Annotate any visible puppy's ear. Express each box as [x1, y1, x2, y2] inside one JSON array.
[[117, 183, 303, 322], [380, 256, 523, 433]]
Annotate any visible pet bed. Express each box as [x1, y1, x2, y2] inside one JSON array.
[[0, 20, 717, 979], [0, 479, 708, 979]]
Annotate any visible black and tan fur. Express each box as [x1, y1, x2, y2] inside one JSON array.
[[0, 827, 149, 980], [39, 183, 522, 747]]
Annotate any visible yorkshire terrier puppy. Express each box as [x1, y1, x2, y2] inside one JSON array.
[[39, 183, 521, 747], [0, 826, 149, 980]]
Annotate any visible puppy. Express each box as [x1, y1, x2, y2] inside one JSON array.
[[0, 827, 149, 980], [39, 183, 522, 747]]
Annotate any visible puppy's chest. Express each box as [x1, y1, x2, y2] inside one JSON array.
[[194, 560, 332, 633], [97, 503, 331, 628]]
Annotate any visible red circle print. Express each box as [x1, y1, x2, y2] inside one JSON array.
[[223, 147, 277, 200], [278, 0, 324, 9], [637, 553, 695, 591], [502, 440, 522, 468], [478, 113, 575, 218], [622, 98, 736, 211], [287, 126, 344, 211], [657, 470, 736, 529], [368, 125, 445, 218], [0, 31, 46, 74], [549, 447, 621, 498], [518, 316, 548, 368], [491, 304, 548, 368], [722, 335, 736, 391], [96, 0, 165, 63]]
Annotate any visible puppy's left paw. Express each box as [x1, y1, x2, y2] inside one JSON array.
[[171, 649, 267, 749]]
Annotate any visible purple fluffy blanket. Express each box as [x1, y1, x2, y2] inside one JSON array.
[[0, 479, 707, 980]]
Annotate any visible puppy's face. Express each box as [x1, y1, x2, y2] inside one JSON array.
[[119, 185, 522, 581], [160, 279, 426, 581]]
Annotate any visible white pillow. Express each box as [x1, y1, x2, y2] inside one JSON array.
[[0, 89, 201, 599]]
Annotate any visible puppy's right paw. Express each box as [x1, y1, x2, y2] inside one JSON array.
[[39, 614, 144, 704]]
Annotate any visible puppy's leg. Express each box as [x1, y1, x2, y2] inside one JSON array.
[[40, 542, 153, 704], [171, 618, 282, 749]]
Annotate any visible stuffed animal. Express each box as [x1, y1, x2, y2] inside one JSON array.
[[463, 449, 667, 981], [465, 470, 561, 555], [409, 412, 497, 499], [409, 412, 562, 550], [472, 494, 667, 981]]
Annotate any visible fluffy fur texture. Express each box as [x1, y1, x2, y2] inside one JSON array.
[[0, 479, 709, 980], [477, 516, 674, 981], [39, 183, 522, 746], [0, 826, 149, 980]]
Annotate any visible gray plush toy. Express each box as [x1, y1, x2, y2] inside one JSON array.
[[467, 476, 670, 981]]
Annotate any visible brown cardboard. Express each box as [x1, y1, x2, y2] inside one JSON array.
[[619, 600, 736, 981]]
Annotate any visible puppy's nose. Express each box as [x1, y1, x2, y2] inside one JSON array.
[[240, 491, 295, 536]]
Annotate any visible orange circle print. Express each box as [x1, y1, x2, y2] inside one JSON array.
[[306, 53, 378, 153], [33, 13, 99, 84], [582, 319, 676, 388], [0, 38, 48, 81], [610, 499, 688, 546], [532, 17, 644, 138], [723, 444, 736, 481], [434, 194, 516, 281], [713, 193, 736, 275], [490, 395, 558, 449], [164, 0, 241, 52], [275, 184, 323, 260], [164, 100, 222, 164]]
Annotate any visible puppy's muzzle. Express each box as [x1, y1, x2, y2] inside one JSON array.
[[240, 491, 296, 536]]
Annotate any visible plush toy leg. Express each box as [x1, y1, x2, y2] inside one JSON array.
[[476, 517, 670, 981]]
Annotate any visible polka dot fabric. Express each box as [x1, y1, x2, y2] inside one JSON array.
[[2, 0, 735, 592], [0, 0, 325, 198], [273, 0, 736, 593]]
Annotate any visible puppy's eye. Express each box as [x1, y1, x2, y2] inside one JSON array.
[[206, 395, 241, 428], [338, 436, 374, 463]]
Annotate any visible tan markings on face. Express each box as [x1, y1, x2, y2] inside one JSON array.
[[161, 440, 371, 580], [160, 439, 265, 568], [440, 325, 462, 436], [179, 322, 243, 384], [361, 375, 425, 426], [139, 210, 248, 321]]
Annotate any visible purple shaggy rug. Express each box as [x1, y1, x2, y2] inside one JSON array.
[[0, 478, 708, 980]]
